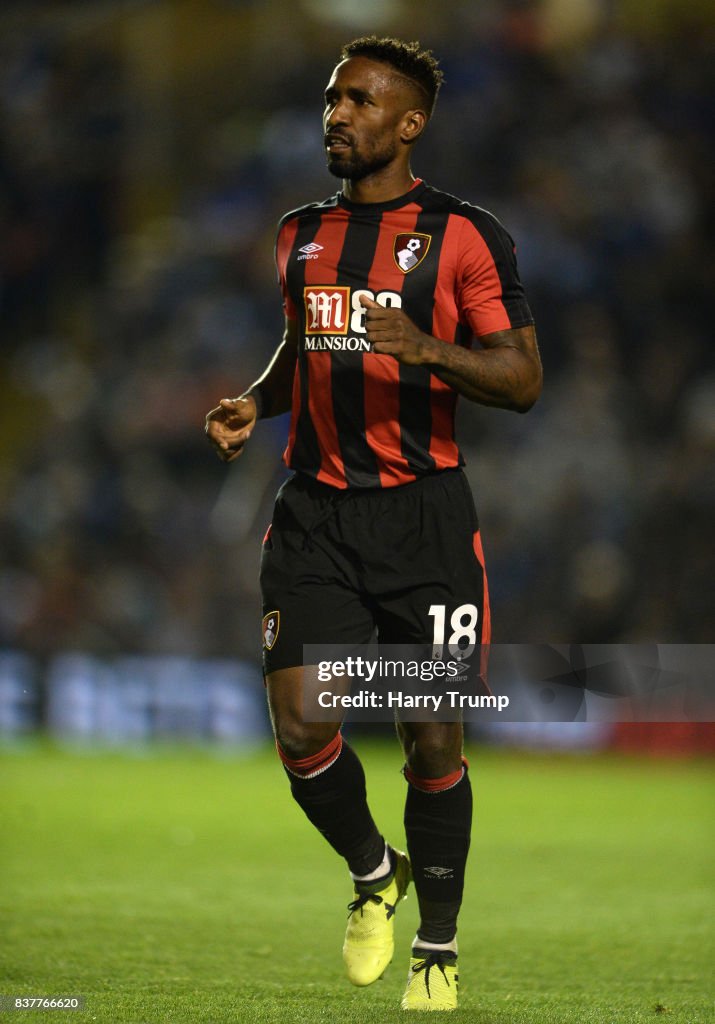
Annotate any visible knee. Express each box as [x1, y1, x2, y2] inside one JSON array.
[[403, 726, 462, 777], [273, 715, 339, 762]]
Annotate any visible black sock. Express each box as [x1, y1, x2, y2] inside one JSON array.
[[281, 736, 385, 876], [404, 765, 472, 945]]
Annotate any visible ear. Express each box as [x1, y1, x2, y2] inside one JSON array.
[[400, 108, 427, 145]]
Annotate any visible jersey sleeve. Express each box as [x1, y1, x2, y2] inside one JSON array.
[[456, 213, 534, 339], [275, 217, 298, 319]]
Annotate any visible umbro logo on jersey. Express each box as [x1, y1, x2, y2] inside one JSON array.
[[394, 233, 431, 273], [297, 242, 324, 261]]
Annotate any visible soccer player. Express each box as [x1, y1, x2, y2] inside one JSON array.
[[206, 37, 541, 1011]]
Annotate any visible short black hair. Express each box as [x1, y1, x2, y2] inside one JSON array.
[[340, 36, 444, 116]]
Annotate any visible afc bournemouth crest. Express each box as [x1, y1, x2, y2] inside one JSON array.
[[262, 611, 279, 650], [393, 233, 431, 273]]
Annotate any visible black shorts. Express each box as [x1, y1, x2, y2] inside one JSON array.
[[259, 469, 491, 674]]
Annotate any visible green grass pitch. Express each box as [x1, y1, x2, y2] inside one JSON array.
[[1, 740, 712, 1023]]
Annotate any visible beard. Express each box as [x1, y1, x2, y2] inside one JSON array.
[[327, 138, 398, 182]]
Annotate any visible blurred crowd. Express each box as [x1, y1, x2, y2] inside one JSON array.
[[0, 0, 712, 668]]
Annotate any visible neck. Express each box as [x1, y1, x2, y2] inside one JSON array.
[[342, 163, 416, 204]]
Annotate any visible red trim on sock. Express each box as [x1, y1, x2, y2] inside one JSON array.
[[404, 756, 469, 793], [276, 732, 343, 777]]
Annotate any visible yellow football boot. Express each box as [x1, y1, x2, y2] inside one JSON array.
[[342, 848, 411, 986], [400, 948, 458, 1011]]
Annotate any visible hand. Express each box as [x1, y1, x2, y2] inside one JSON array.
[[205, 395, 257, 463], [363, 297, 436, 366]]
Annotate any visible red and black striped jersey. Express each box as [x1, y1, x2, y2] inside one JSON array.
[[275, 179, 534, 489]]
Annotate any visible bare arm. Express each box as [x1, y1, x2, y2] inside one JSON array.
[[423, 324, 542, 412], [205, 317, 298, 463], [364, 298, 542, 413]]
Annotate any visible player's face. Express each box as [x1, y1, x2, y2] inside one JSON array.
[[323, 57, 413, 182]]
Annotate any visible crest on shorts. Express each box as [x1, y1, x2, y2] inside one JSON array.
[[262, 611, 280, 650], [393, 233, 431, 273]]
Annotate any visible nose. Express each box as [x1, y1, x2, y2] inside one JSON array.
[[325, 97, 350, 128]]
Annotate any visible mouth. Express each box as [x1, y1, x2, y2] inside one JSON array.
[[325, 133, 352, 153]]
